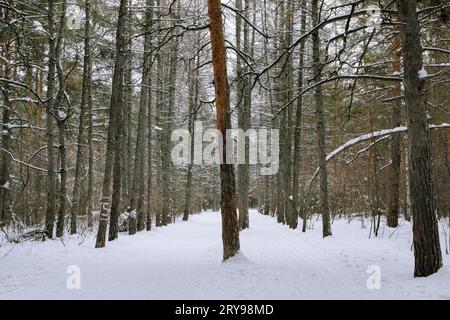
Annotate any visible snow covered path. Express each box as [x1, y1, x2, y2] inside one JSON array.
[[1, 210, 449, 299]]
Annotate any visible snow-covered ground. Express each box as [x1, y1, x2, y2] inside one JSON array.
[[1, 210, 449, 299]]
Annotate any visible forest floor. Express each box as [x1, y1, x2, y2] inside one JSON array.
[[1, 210, 450, 299]]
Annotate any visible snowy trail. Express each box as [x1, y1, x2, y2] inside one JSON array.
[[1, 210, 449, 299]]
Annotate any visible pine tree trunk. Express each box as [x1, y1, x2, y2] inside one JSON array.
[[312, 0, 332, 237], [0, 31, 13, 227], [367, 102, 381, 237], [0, 89, 12, 227], [207, 0, 240, 260], [44, 0, 57, 239], [236, 0, 251, 230], [183, 53, 199, 222], [298, 0, 308, 233], [140, 0, 154, 232], [283, 1, 297, 229], [85, 0, 94, 230], [387, 32, 402, 228], [155, 20, 164, 228], [404, 137, 411, 221], [86, 54, 94, 230], [273, 3, 284, 225], [146, 0, 154, 230], [96, 0, 127, 248], [70, 0, 92, 235], [293, 0, 306, 232], [121, 0, 134, 207], [161, 7, 180, 225], [55, 122, 67, 237], [129, 0, 152, 234], [53, 0, 68, 238], [283, 0, 294, 229], [396, 0, 442, 277], [108, 0, 130, 242]]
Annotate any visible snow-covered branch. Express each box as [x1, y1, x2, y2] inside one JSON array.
[[305, 123, 450, 192]]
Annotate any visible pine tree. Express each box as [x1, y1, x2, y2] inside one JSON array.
[[396, 0, 443, 277], [207, 0, 240, 260]]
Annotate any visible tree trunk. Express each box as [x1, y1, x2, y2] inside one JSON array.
[[387, 31, 402, 228], [0, 28, 13, 227], [183, 53, 199, 222], [273, 3, 284, 225], [312, 0, 332, 237], [396, 0, 442, 277], [85, 0, 94, 230], [70, 0, 92, 235], [146, 82, 153, 231], [207, 0, 240, 260], [155, 16, 164, 228], [236, 0, 251, 230], [146, 0, 154, 231], [54, 0, 68, 239], [282, 0, 294, 229], [404, 137, 411, 222], [86, 55, 94, 230], [55, 121, 67, 238], [161, 7, 180, 225], [0, 88, 12, 227], [129, 0, 153, 234], [294, 0, 306, 232], [121, 0, 133, 210], [366, 101, 381, 237], [44, 0, 57, 239], [298, 0, 308, 233], [96, 0, 127, 248]]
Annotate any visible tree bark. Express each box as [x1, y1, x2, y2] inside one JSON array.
[[207, 0, 240, 260], [273, 2, 284, 225], [96, 0, 127, 248], [86, 53, 94, 230], [129, 0, 153, 234], [120, 0, 133, 208], [161, 4, 180, 226], [236, 0, 251, 230], [0, 23, 13, 227], [294, 0, 306, 232], [44, 0, 57, 239], [54, 0, 68, 239], [155, 10, 164, 228], [70, 0, 92, 235], [183, 52, 199, 222], [312, 0, 332, 237], [282, 0, 294, 229], [0, 88, 12, 227], [146, 0, 154, 231], [387, 31, 402, 228], [396, 0, 442, 277], [404, 137, 411, 222], [85, 0, 94, 230]]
